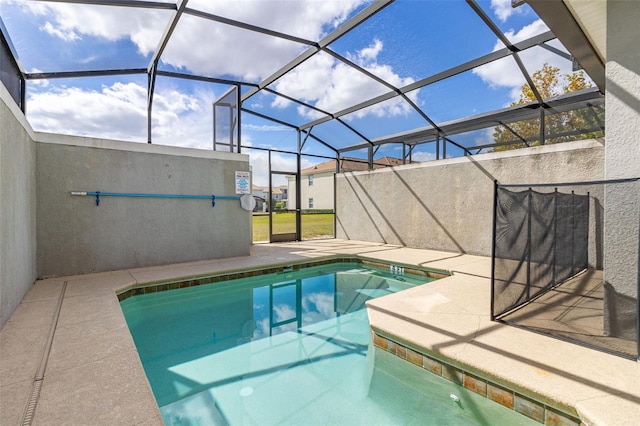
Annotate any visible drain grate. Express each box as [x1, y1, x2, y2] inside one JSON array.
[[21, 281, 67, 426]]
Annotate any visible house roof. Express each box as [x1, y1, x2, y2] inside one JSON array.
[[300, 156, 404, 175]]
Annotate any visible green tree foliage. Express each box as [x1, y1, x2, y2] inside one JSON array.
[[492, 63, 604, 151]]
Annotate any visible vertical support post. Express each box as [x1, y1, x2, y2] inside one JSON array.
[[20, 77, 26, 114], [368, 145, 373, 170], [228, 100, 234, 153], [334, 157, 339, 238], [637, 222, 640, 361], [571, 190, 576, 275], [212, 101, 217, 150], [268, 284, 274, 337], [540, 108, 546, 145], [526, 188, 532, 300], [490, 180, 499, 321], [443, 137, 447, 159], [268, 150, 273, 240], [236, 84, 242, 153], [553, 188, 558, 286], [296, 131, 302, 241], [147, 61, 157, 144], [436, 135, 440, 160], [295, 279, 303, 330]]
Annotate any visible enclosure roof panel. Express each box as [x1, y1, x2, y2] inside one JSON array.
[[341, 87, 604, 152], [0, 0, 605, 154]]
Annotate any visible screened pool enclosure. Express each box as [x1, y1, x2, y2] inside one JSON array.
[[1, 0, 604, 158], [0, 0, 606, 244], [2, 0, 638, 359]]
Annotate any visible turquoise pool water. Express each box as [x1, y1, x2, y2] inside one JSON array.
[[120, 263, 537, 425]]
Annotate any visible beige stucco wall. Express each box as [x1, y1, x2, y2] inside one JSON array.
[[603, 0, 640, 340], [35, 134, 251, 277], [336, 140, 605, 256], [1, 79, 254, 328], [0, 83, 37, 329]]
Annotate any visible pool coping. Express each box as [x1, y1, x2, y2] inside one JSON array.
[[115, 254, 450, 302]]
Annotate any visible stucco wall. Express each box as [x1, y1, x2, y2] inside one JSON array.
[[0, 83, 37, 329], [35, 135, 251, 277], [336, 140, 605, 257], [603, 0, 640, 339]]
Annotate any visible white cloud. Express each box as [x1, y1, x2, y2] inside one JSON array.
[[41, 21, 80, 42], [27, 82, 147, 141], [358, 38, 383, 61], [409, 151, 435, 163], [17, 0, 369, 81], [160, 0, 370, 80], [271, 54, 336, 109], [302, 292, 335, 318], [26, 81, 217, 148], [24, 77, 305, 180], [273, 304, 296, 323], [151, 87, 215, 149], [19, 1, 168, 55], [9, 0, 414, 146], [491, 0, 528, 23], [188, 0, 369, 42], [469, 128, 498, 148], [472, 19, 576, 102], [78, 55, 100, 65], [272, 39, 417, 120], [243, 124, 289, 132], [504, 18, 550, 44]]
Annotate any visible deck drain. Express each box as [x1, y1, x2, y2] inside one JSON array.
[[21, 281, 67, 425]]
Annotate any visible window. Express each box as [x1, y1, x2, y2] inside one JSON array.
[[308, 175, 314, 186], [308, 198, 314, 208]]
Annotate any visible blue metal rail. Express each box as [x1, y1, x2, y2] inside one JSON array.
[[70, 191, 240, 207]]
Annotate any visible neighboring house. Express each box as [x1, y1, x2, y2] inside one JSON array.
[[251, 184, 266, 212], [287, 157, 406, 211], [252, 184, 289, 212]]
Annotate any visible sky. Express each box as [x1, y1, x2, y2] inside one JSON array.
[[0, 0, 583, 187]]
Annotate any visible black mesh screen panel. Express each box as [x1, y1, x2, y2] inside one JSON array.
[[493, 187, 589, 317]]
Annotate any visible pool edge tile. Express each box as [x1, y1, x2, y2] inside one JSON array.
[[371, 332, 583, 426]]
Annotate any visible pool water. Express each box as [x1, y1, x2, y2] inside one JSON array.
[[120, 263, 538, 425]]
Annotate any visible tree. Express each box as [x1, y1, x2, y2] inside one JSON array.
[[492, 63, 604, 151]]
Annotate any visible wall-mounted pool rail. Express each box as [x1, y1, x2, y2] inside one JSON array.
[[70, 191, 241, 207]]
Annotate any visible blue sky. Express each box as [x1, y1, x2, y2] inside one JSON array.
[[0, 0, 581, 186]]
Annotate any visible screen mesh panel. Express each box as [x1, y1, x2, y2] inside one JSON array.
[[0, 30, 22, 109], [493, 187, 589, 317], [213, 87, 238, 152], [492, 179, 639, 360]]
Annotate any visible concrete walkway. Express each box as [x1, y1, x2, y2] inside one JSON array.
[[1, 240, 638, 425]]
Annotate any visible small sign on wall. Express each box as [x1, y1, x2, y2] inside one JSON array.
[[235, 171, 250, 194]]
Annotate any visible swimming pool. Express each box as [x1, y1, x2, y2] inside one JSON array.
[[120, 261, 538, 425]]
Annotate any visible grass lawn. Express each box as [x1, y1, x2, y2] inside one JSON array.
[[253, 212, 334, 242]]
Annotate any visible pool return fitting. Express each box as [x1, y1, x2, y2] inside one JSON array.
[[70, 191, 256, 210]]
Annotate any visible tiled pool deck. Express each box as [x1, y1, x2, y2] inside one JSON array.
[[1, 240, 639, 425]]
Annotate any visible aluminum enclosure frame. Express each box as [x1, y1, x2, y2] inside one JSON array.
[[0, 0, 605, 167]]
